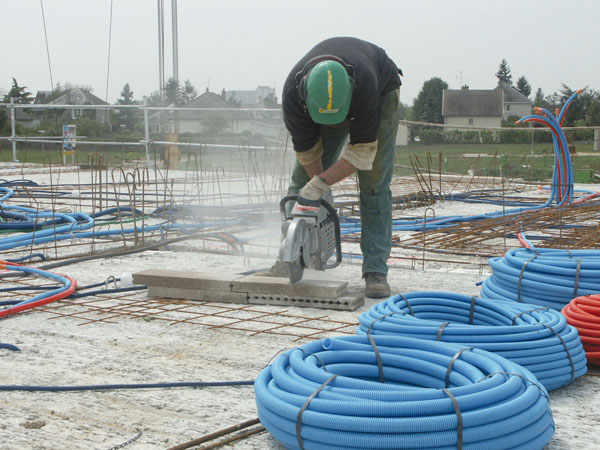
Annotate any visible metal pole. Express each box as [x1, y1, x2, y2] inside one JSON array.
[[10, 97, 17, 162], [157, 0, 165, 104], [143, 98, 151, 168], [172, 0, 179, 84], [171, 0, 179, 134]]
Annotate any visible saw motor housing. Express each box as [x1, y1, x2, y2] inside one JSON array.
[[278, 191, 341, 282]]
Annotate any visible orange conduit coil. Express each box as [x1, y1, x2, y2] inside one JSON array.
[[562, 294, 600, 365]]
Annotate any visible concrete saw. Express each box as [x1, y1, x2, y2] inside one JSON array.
[[278, 191, 342, 283]]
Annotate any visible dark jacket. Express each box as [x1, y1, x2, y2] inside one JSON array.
[[282, 37, 401, 152]]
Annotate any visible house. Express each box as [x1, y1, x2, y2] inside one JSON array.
[[222, 86, 277, 107], [172, 90, 285, 139], [10, 109, 39, 128], [36, 88, 111, 125], [174, 90, 253, 134], [496, 81, 533, 120], [442, 88, 504, 128], [442, 83, 533, 128]]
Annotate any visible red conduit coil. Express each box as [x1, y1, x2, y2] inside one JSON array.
[[0, 262, 77, 319], [562, 294, 600, 365]]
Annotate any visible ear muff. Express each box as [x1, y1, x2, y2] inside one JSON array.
[[295, 55, 355, 104]]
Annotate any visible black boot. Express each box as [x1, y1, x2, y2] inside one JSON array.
[[364, 272, 390, 298]]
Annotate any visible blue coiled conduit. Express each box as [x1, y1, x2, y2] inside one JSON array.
[[255, 335, 554, 449], [357, 292, 586, 391], [481, 248, 600, 310]]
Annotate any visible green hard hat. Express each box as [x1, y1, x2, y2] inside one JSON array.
[[305, 60, 352, 125]]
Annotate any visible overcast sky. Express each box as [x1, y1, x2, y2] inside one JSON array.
[[1, 0, 598, 106]]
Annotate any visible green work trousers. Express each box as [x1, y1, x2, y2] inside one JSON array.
[[287, 89, 399, 276]]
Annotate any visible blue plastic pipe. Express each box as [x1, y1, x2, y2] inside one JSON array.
[[357, 291, 587, 391], [255, 335, 554, 449]]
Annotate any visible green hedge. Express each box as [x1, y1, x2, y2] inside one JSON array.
[[413, 128, 555, 145]]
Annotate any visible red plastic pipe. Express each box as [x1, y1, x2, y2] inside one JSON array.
[[562, 294, 600, 365]]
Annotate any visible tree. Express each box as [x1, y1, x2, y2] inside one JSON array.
[[115, 83, 139, 132], [411, 77, 448, 123], [0, 108, 7, 134], [181, 79, 197, 104], [495, 59, 512, 85], [559, 84, 585, 126], [3, 78, 33, 103], [203, 115, 229, 137], [164, 77, 183, 106], [145, 90, 164, 107], [516, 76, 531, 97], [397, 101, 411, 120], [584, 90, 600, 126], [534, 88, 545, 107]]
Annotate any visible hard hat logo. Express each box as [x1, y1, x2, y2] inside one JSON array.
[[306, 60, 352, 124], [318, 71, 339, 114]]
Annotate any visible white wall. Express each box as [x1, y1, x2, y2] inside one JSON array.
[[445, 116, 501, 128], [503, 103, 532, 120], [396, 123, 408, 146]]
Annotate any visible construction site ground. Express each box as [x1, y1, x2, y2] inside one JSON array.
[[1, 160, 599, 449]]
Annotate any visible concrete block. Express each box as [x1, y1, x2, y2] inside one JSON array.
[[148, 286, 248, 304], [133, 269, 242, 291], [136, 269, 360, 310]]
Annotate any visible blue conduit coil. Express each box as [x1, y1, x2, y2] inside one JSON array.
[[255, 335, 554, 450], [357, 292, 586, 391], [481, 248, 600, 310]]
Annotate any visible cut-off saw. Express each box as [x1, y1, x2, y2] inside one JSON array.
[[278, 191, 342, 283]]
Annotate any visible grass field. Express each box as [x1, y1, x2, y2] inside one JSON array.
[[396, 143, 600, 182], [1, 140, 599, 183]]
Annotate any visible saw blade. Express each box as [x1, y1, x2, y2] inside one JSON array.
[[286, 259, 304, 283]]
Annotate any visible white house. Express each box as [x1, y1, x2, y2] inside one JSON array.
[[442, 88, 504, 128], [442, 82, 533, 128], [496, 81, 533, 121]]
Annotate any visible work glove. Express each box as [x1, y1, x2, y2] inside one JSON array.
[[297, 175, 330, 206]]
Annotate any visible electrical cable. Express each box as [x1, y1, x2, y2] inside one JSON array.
[[0, 261, 76, 318], [255, 334, 554, 450], [0, 380, 254, 392], [0, 187, 243, 251], [357, 291, 587, 391], [480, 248, 600, 310], [0, 343, 21, 352], [562, 294, 600, 365]]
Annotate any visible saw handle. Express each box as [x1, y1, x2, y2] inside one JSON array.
[[279, 195, 342, 268]]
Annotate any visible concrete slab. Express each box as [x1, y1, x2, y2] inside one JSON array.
[[133, 269, 243, 291], [148, 286, 248, 304], [134, 270, 361, 310]]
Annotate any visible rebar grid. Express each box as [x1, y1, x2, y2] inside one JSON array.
[[33, 291, 357, 341], [400, 199, 600, 254]]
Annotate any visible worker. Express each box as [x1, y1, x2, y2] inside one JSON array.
[[264, 36, 402, 298]]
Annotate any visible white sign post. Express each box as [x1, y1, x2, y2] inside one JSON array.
[[63, 124, 77, 165]]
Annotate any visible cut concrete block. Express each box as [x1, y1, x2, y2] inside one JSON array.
[[232, 275, 348, 298], [133, 269, 243, 291], [148, 286, 248, 304], [236, 275, 362, 311], [134, 270, 362, 310]]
